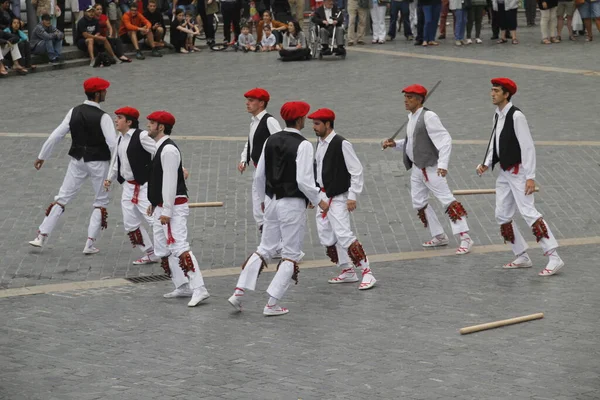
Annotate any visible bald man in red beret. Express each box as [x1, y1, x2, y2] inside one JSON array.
[[102, 107, 161, 265], [308, 108, 376, 290], [146, 111, 210, 306], [476, 78, 564, 276], [383, 84, 473, 256], [30, 77, 117, 254], [229, 101, 327, 317], [238, 88, 282, 233]]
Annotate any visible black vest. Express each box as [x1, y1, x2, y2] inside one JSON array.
[[318, 134, 351, 198], [148, 138, 188, 207], [492, 106, 522, 171], [264, 130, 308, 201], [68, 104, 111, 162], [117, 129, 152, 185], [247, 113, 273, 166]]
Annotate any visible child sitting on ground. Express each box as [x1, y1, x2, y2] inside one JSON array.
[[260, 25, 277, 51], [183, 11, 201, 52], [237, 24, 256, 52]]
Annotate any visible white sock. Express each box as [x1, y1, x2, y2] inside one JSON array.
[[267, 296, 278, 306], [435, 233, 447, 240], [515, 252, 530, 262], [85, 237, 95, 249], [545, 249, 560, 259], [178, 283, 190, 291], [459, 232, 471, 242]]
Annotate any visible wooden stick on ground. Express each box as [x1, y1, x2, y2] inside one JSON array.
[[453, 187, 540, 196], [459, 312, 544, 335], [188, 202, 224, 208]]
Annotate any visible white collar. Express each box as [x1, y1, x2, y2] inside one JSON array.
[[283, 127, 302, 135], [252, 109, 267, 122], [83, 100, 102, 109], [408, 106, 424, 119], [495, 101, 513, 118], [319, 130, 337, 145], [155, 135, 170, 147]]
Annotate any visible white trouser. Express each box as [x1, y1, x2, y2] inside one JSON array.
[[495, 168, 558, 255], [152, 202, 205, 290], [315, 193, 362, 268], [251, 169, 275, 228], [122, 181, 155, 254], [39, 158, 111, 242], [410, 166, 469, 237], [236, 197, 307, 300], [370, 5, 387, 41], [1, 43, 22, 62], [410, 1, 417, 37]]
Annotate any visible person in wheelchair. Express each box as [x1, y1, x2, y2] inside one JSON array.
[[313, 0, 345, 55]]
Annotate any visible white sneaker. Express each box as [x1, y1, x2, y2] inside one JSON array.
[[502, 253, 533, 269], [423, 234, 449, 248], [456, 237, 473, 255], [188, 287, 210, 307], [538, 256, 564, 277], [163, 287, 193, 298], [83, 246, 100, 255], [358, 268, 376, 290], [475, 38, 483, 44], [455, 40, 463, 46], [228, 294, 243, 311], [263, 304, 289, 316], [133, 254, 160, 265], [328, 267, 359, 284], [29, 233, 48, 248], [465, 38, 473, 44]]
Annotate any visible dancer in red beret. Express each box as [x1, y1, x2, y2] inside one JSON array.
[[29, 77, 117, 254], [383, 84, 474, 255], [238, 88, 282, 234], [228, 101, 327, 317], [308, 108, 376, 290], [146, 111, 210, 306], [103, 106, 160, 266], [476, 78, 564, 276]]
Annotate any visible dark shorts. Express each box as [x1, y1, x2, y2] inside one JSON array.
[[120, 31, 144, 43], [77, 38, 104, 53]]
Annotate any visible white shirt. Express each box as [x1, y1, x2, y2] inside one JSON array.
[[393, 107, 452, 170], [315, 131, 364, 201], [261, 32, 277, 47], [38, 100, 117, 161], [483, 102, 536, 180], [155, 136, 183, 218], [254, 128, 321, 207], [324, 7, 333, 23], [239, 110, 282, 164], [107, 129, 156, 182]]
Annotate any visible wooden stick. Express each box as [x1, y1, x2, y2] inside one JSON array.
[[188, 202, 224, 208], [453, 187, 539, 196], [459, 312, 544, 335]]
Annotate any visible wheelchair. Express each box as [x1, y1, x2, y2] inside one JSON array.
[[308, 12, 347, 60]]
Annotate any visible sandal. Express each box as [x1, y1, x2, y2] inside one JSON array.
[[119, 56, 132, 63], [569, 35, 575, 41], [512, 39, 519, 44], [551, 37, 560, 43], [585, 36, 593, 41], [428, 41, 439, 46], [497, 38, 508, 44], [541, 38, 551, 44]]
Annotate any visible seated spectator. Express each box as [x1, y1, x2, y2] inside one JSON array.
[[118, 2, 162, 59], [30, 13, 63, 63], [313, 0, 345, 54], [94, 3, 132, 62], [0, 28, 28, 74], [259, 24, 278, 50], [144, 0, 171, 48], [256, 10, 287, 43], [76, 5, 118, 66], [0, 0, 19, 31], [237, 24, 257, 51], [278, 19, 310, 60], [32, 0, 61, 27], [183, 10, 201, 51], [3, 17, 35, 70], [170, 8, 194, 53]]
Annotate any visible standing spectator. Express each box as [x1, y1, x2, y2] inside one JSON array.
[[438, 0, 453, 38], [524, 0, 537, 25], [119, 3, 162, 59], [387, 0, 414, 40], [32, 0, 61, 27], [556, 0, 575, 40], [278, 19, 310, 60], [257, 10, 288, 43], [10, 0, 17, 18], [414, 0, 425, 44], [493, 0, 519, 44], [30, 14, 63, 63], [370, 0, 387, 43], [105, 0, 119, 38], [347, 0, 368, 45], [272, 0, 293, 22], [0, 29, 28, 74], [220, 0, 242, 43], [466, 0, 486, 43], [173, 0, 195, 15], [289, 0, 305, 23], [0, 0, 18, 30], [145, 0, 169, 48], [94, 3, 132, 62], [422, 0, 442, 45], [539, 0, 558, 43], [76, 6, 119, 67], [450, 0, 466, 45], [4, 17, 35, 69], [578, 0, 600, 40], [197, 0, 217, 45]]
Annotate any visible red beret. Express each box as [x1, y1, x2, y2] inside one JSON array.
[[244, 88, 270, 102], [280, 101, 310, 121], [147, 111, 176, 126], [307, 108, 335, 121], [83, 77, 110, 92], [114, 106, 140, 120], [491, 77, 517, 95], [402, 84, 427, 97]]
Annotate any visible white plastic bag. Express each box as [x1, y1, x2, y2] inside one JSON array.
[[572, 8, 583, 31]]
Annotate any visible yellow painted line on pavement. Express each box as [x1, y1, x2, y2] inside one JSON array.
[[3, 132, 600, 147], [1, 236, 599, 298], [348, 47, 600, 77]]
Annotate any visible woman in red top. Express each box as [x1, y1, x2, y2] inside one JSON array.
[[94, 3, 132, 62]]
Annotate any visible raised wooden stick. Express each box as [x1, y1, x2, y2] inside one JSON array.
[[188, 202, 224, 208], [459, 312, 544, 335], [453, 187, 539, 196]]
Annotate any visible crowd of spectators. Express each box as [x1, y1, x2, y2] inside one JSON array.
[[0, 0, 598, 75]]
